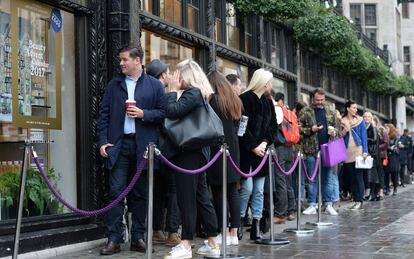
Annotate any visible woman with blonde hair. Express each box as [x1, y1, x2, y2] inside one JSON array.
[[238, 68, 277, 240], [163, 59, 219, 259]]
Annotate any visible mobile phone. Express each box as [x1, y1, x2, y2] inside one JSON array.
[[317, 123, 322, 127]]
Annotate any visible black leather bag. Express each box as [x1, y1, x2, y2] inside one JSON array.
[[164, 99, 225, 150]]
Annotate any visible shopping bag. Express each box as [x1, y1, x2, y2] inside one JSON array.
[[320, 138, 348, 167], [355, 156, 374, 169]]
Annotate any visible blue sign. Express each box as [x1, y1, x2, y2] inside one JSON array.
[[50, 8, 62, 32]]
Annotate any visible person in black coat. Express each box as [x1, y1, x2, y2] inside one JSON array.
[[238, 68, 277, 241], [207, 71, 242, 245], [398, 129, 412, 187], [163, 60, 220, 259]]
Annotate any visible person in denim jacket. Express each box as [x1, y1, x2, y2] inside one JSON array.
[[340, 100, 368, 210]]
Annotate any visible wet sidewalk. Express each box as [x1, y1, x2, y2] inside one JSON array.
[[30, 185, 414, 258]]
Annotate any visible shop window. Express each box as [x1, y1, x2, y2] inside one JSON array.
[[0, 0, 77, 220], [226, 3, 240, 50], [160, 0, 182, 26], [216, 57, 248, 91], [272, 77, 288, 106], [187, 0, 199, 33], [244, 19, 253, 55], [141, 30, 194, 70], [142, 0, 154, 14], [402, 2, 409, 19]]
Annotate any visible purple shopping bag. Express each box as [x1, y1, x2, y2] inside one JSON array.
[[320, 138, 348, 167]]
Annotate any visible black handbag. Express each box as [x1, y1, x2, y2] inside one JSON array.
[[164, 98, 225, 150]]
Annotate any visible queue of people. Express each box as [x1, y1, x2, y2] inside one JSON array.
[[96, 43, 414, 259]]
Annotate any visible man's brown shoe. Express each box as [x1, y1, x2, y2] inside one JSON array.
[[152, 230, 166, 244], [130, 239, 147, 253], [273, 217, 286, 224], [99, 241, 120, 255], [166, 233, 181, 246]]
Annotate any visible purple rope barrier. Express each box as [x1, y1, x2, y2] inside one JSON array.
[[158, 150, 222, 175], [301, 156, 320, 182], [33, 156, 147, 216], [272, 153, 300, 176], [227, 153, 269, 178]]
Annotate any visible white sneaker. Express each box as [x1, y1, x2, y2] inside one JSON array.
[[325, 205, 338, 216], [164, 244, 192, 259], [302, 205, 317, 215], [197, 243, 220, 256], [230, 236, 239, 246], [350, 202, 362, 210], [215, 233, 231, 246]]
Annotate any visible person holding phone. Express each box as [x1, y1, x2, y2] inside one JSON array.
[[299, 88, 339, 216]]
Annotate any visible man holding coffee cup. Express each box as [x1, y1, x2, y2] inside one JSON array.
[[299, 88, 339, 216], [97, 43, 165, 255]]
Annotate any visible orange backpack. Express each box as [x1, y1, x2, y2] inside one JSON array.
[[281, 106, 300, 146]]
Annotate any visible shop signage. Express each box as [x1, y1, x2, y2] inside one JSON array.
[[50, 9, 62, 32]]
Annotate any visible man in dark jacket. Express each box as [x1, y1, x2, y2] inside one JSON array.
[[97, 44, 165, 255], [398, 129, 412, 187]]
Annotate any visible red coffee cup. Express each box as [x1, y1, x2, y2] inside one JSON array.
[[125, 100, 136, 109]]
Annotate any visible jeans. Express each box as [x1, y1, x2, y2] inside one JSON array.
[[105, 137, 148, 243], [305, 155, 337, 206], [239, 176, 266, 219]]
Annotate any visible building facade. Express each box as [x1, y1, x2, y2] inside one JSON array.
[[0, 0, 394, 256]]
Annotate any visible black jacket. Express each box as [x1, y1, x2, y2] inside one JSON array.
[[207, 95, 241, 185], [366, 124, 378, 158], [239, 91, 277, 178], [161, 87, 209, 162]]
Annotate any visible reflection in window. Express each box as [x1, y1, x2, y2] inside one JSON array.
[[141, 30, 193, 70], [188, 0, 199, 33], [244, 19, 253, 55], [160, 0, 181, 26], [141, 0, 153, 13], [216, 57, 247, 91], [215, 0, 223, 43], [272, 78, 288, 105], [226, 4, 239, 50]]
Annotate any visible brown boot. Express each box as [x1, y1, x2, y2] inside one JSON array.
[[166, 233, 181, 246], [273, 216, 286, 224], [152, 230, 166, 244], [100, 241, 120, 255]]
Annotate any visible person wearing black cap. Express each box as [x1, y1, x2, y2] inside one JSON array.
[[146, 59, 181, 246], [146, 59, 170, 86]]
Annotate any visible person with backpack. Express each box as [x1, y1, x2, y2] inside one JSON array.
[[299, 88, 339, 216], [272, 92, 298, 223]]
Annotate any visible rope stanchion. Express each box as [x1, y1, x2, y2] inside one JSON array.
[[306, 152, 333, 227], [272, 153, 300, 176], [284, 152, 315, 235], [32, 149, 147, 217], [205, 144, 244, 259], [227, 153, 269, 178], [301, 155, 320, 182], [146, 144, 155, 259], [157, 149, 222, 174], [255, 147, 289, 246]]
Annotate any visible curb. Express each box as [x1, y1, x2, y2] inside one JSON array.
[[0, 239, 106, 259]]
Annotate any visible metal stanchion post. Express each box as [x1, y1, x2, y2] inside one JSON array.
[[307, 152, 333, 227], [205, 144, 243, 259], [146, 144, 155, 259], [12, 142, 30, 259], [284, 152, 314, 235], [256, 147, 289, 245]]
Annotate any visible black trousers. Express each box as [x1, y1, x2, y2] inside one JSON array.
[[172, 152, 218, 240], [385, 168, 399, 191], [399, 163, 408, 185], [210, 183, 241, 229], [343, 162, 365, 202], [153, 164, 180, 233]]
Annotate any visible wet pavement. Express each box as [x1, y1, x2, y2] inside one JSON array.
[[58, 185, 414, 259]]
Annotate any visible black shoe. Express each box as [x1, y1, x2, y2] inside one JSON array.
[[250, 219, 262, 241], [260, 215, 270, 234], [130, 239, 147, 253], [100, 241, 120, 255], [244, 215, 252, 227], [237, 218, 244, 240]]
